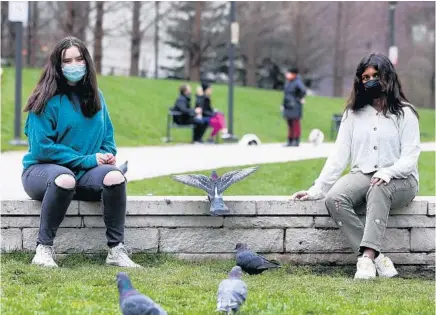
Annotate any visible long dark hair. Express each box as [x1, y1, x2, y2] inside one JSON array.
[[24, 36, 101, 117], [345, 53, 418, 119]]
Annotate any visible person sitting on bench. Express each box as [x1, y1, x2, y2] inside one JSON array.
[[172, 83, 208, 143], [196, 83, 232, 143]]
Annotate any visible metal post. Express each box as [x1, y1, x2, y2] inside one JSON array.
[[10, 21, 27, 146], [227, 1, 236, 137]]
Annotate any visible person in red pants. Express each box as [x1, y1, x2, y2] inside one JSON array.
[[281, 67, 307, 147]]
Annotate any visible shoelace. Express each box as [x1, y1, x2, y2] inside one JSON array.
[[114, 246, 134, 263]]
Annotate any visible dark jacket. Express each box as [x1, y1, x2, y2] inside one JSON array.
[[282, 77, 307, 119], [172, 94, 195, 125], [201, 96, 215, 118], [195, 94, 204, 108]]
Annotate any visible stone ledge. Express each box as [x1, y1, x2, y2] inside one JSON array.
[[1, 196, 434, 265], [1, 199, 79, 215], [1, 196, 432, 216], [411, 228, 435, 252], [285, 228, 410, 253], [159, 228, 284, 253], [21, 228, 158, 253]]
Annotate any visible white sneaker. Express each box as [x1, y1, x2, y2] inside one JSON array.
[[354, 256, 376, 280], [106, 243, 142, 268], [31, 244, 58, 268], [374, 253, 399, 278]]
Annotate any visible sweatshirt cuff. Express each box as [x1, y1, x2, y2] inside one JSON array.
[[82, 154, 98, 169], [307, 185, 326, 200], [373, 170, 392, 184]]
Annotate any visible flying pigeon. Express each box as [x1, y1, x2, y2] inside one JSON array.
[[216, 266, 248, 314], [171, 166, 259, 216], [116, 272, 167, 315], [118, 160, 128, 175], [235, 243, 281, 275]]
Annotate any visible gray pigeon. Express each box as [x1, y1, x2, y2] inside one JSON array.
[[171, 166, 259, 216], [116, 272, 167, 315], [216, 266, 248, 314], [235, 243, 281, 275], [119, 160, 128, 175]]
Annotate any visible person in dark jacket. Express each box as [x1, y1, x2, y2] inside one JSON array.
[[172, 84, 208, 143], [195, 86, 205, 108], [282, 67, 307, 146], [197, 83, 231, 143]]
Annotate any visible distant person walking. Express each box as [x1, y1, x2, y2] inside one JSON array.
[[282, 67, 307, 147]]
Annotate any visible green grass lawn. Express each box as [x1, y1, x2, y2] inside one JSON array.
[[1, 253, 434, 315], [128, 151, 435, 196], [1, 67, 435, 151]]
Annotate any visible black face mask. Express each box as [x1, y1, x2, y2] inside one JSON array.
[[364, 79, 382, 99]]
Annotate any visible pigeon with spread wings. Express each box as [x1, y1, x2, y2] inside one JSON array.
[[171, 166, 260, 216]]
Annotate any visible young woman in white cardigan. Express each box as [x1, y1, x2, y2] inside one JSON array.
[[291, 53, 421, 279]]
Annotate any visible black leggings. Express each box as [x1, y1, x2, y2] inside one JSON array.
[[21, 163, 126, 248]]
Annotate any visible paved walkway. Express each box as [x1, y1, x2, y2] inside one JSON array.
[[1, 142, 435, 199]]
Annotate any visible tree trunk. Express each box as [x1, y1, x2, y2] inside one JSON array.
[[294, 3, 302, 67], [430, 54, 435, 108], [93, 1, 104, 74], [64, 2, 89, 40], [245, 4, 258, 87], [184, 49, 190, 80], [245, 33, 257, 87], [26, 1, 38, 67], [1, 1, 12, 59], [333, 1, 343, 97], [77, 2, 90, 42], [154, 1, 160, 79], [65, 2, 75, 36], [129, 1, 141, 77], [30, 1, 38, 66], [189, 1, 202, 82]]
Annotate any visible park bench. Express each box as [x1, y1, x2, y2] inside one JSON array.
[[164, 107, 219, 143], [164, 107, 194, 143]]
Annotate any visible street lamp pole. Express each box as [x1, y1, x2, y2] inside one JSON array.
[[227, 1, 237, 137]]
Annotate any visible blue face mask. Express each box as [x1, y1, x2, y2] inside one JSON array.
[[62, 64, 87, 83]]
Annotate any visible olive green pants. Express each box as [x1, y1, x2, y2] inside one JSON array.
[[325, 172, 418, 254]]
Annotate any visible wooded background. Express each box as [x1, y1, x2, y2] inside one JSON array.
[[1, 1, 434, 107]]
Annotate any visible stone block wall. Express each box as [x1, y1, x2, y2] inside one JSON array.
[[1, 196, 434, 265]]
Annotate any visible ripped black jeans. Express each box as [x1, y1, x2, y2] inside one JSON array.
[[21, 164, 127, 248]]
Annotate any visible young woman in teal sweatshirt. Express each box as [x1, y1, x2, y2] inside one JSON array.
[[21, 36, 141, 268]]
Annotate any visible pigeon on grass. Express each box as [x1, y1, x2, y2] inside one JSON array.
[[216, 266, 248, 314], [235, 243, 281, 275], [116, 272, 167, 315]]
